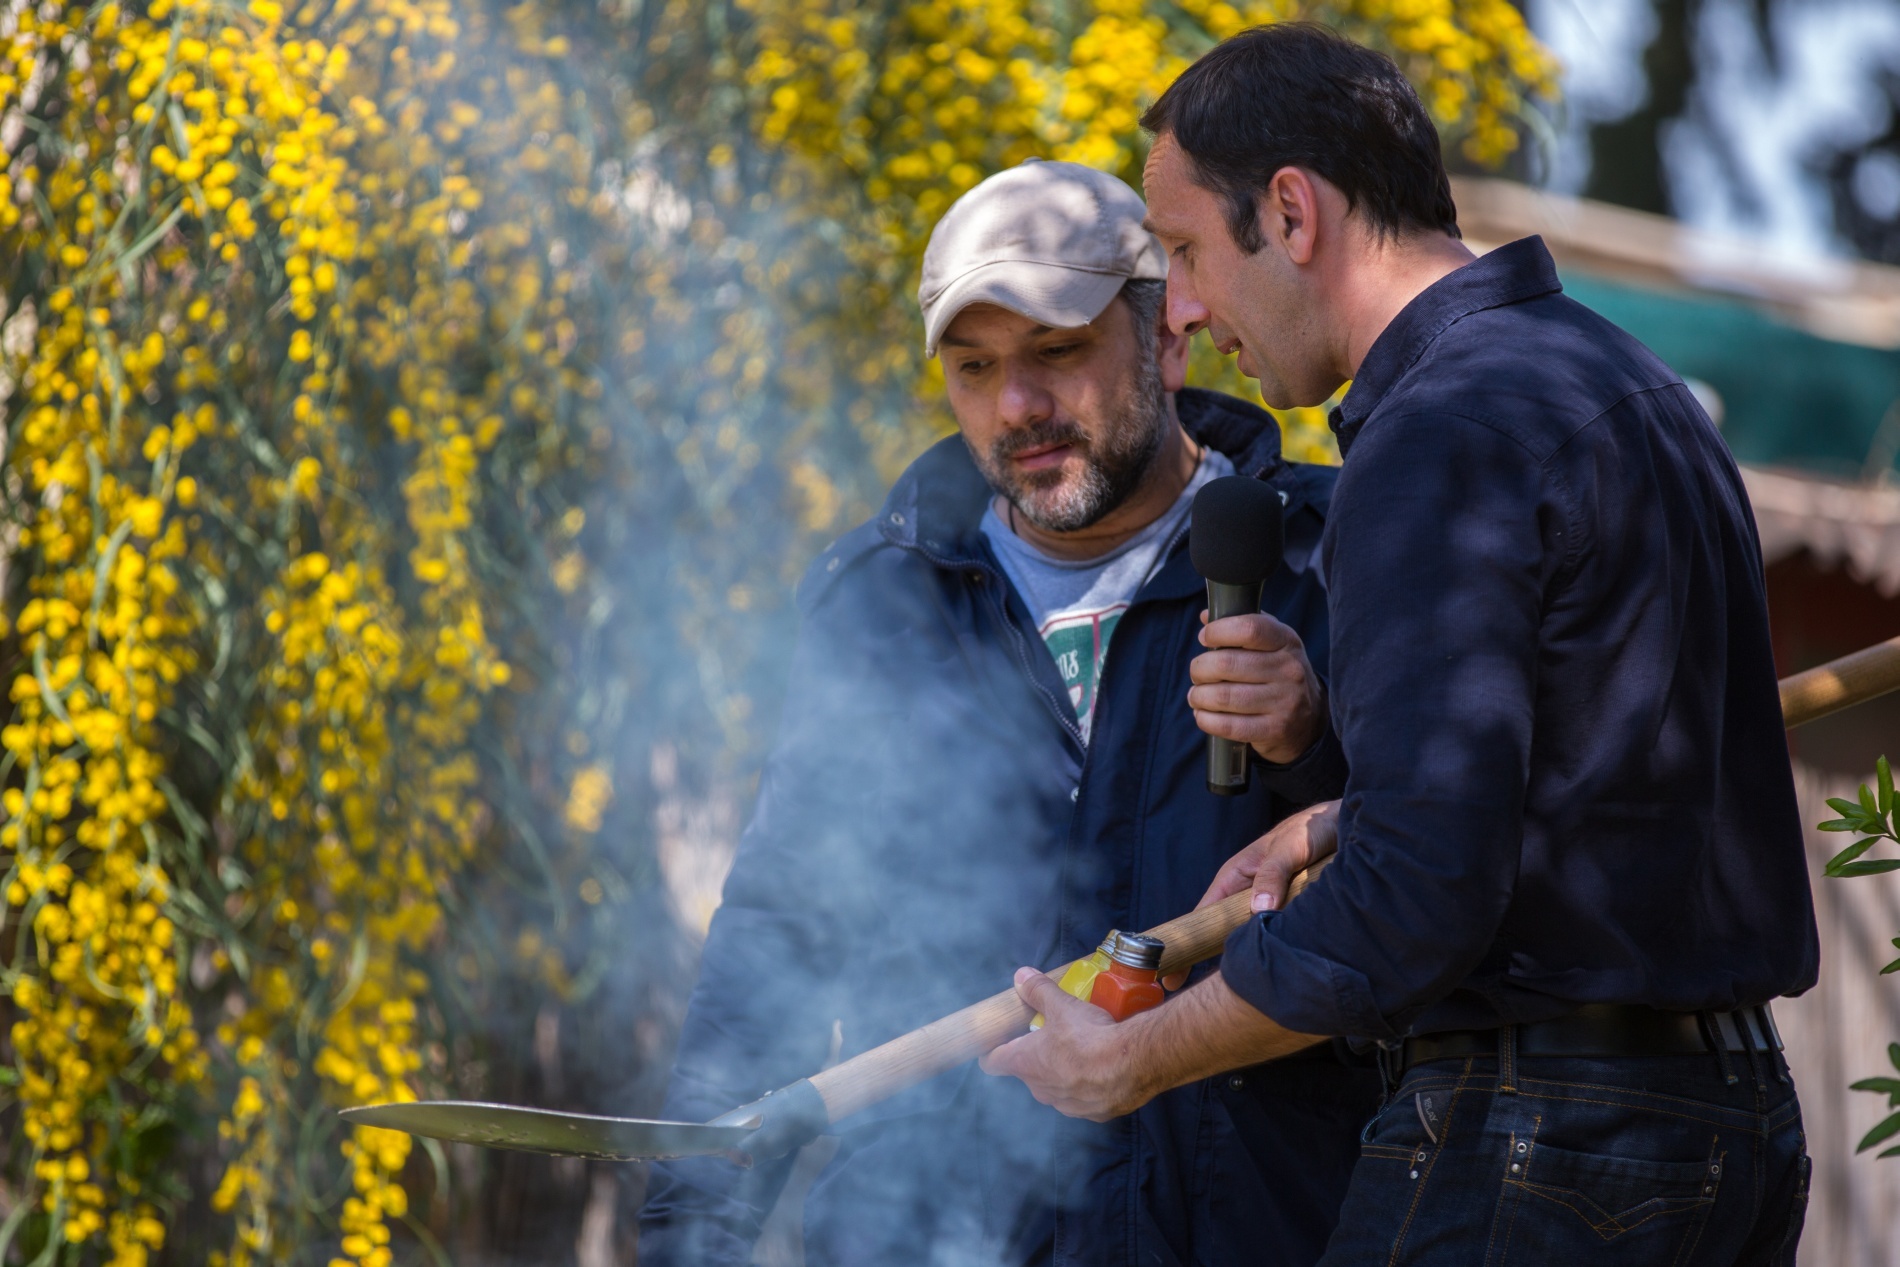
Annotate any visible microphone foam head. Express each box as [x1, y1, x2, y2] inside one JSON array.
[[1190, 476, 1285, 585]]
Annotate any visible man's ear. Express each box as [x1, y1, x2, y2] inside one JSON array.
[[1156, 300, 1191, 393], [1262, 167, 1320, 267]]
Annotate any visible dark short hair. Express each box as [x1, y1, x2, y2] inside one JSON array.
[[1141, 23, 1460, 251], [1118, 278, 1165, 360]]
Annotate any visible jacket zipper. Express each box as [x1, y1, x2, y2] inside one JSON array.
[[910, 543, 1087, 751]]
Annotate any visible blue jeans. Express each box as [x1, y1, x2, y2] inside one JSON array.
[[1319, 1036, 1810, 1265]]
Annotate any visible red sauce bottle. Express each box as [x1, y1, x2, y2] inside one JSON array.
[[1088, 932, 1167, 1021]]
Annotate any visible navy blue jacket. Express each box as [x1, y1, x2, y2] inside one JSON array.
[[1224, 238, 1821, 1041], [639, 389, 1379, 1267]]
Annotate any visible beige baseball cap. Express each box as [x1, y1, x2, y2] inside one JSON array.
[[919, 159, 1168, 357]]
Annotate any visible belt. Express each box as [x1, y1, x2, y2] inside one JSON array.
[[1400, 1003, 1783, 1074]]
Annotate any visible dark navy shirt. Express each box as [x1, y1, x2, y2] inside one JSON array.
[[1223, 237, 1820, 1040]]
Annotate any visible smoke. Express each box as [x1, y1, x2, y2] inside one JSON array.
[[351, 7, 1077, 1260], [285, 6, 960, 1260]]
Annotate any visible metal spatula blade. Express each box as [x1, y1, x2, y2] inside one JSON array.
[[339, 1101, 757, 1161]]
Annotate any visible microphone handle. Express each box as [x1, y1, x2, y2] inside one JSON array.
[[1205, 580, 1266, 796]]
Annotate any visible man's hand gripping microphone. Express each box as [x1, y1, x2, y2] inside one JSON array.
[[1188, 477, 1286, 796]]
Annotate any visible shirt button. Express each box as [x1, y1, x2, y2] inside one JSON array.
[[826, 557, 840, 572], [1070, 787, 1079, 802], [890, 512, 906, 526]]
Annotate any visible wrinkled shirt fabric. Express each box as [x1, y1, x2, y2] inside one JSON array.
[[1222, 237, 1820, 1041]]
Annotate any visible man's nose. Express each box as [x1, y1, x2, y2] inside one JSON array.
[[1167, 273, 1210, 338], [997, 363, 1055, 428]]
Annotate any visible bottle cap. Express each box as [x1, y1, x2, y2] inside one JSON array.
[[1107, 932, 1164, 971]]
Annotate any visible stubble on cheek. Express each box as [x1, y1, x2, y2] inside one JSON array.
[[996, 351, 1168, 531]]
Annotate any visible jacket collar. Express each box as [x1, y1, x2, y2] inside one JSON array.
[[1331, 236, 1563, 457], [876, 386, 1292, 567]]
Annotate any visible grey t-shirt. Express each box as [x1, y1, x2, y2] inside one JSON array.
[[980, 448, 1233, 741]]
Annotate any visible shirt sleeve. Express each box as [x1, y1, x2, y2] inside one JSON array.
[[1221, 411, 1558, 1040], [1251, 712, 1348, 807]]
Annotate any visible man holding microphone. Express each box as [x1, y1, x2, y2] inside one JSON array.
[[985, 24, 1818, 1265]]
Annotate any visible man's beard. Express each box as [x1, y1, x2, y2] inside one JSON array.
[[975, 349, 1170, 534]]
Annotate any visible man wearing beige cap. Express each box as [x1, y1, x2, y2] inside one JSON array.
[[640, 159, 1377, 1267]]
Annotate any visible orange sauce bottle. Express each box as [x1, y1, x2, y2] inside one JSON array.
[[1088, 932, 1167, 1021]]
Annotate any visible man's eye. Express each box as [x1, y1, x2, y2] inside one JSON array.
[[957, 359, 989, 375], [1043, 344, 1079, 358]]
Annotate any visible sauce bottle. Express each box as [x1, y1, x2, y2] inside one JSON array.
[[1030, 935, 1114, 1031], [1088, 932, 1167, 1022]]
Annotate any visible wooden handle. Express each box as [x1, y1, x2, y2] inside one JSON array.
[[812, 638, 1900, 1125], [808, 859, 1331, 1122], [1779, 635, 1900, 729], [1143, 856, 1332, 977], [809, 985, 1036, 1122]]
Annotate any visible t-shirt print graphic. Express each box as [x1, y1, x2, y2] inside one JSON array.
[[1040, 602, 1128, 737]]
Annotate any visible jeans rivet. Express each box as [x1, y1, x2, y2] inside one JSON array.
[[1710, 1164, 1721, 1176], [1515, 1141, 1528, 1153], [1228, 1076, 1244, 1091], [1409, 1170, 1419, 1180], [1510, 1163, 1521, 1174]]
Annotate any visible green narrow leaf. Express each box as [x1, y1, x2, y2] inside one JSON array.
[[1883, 957, 1900, 975], [111, 200, 186, 277], [1832, 859, 1900, 877], [1881, 755, 1895, 819], [1851, 1077, 1900, 1094], [1880, 1143, 1900, 1159], [1857, 1111, 1900, 1153], [1889, 1042, 1900, 1072], [1826, 839, 1881, 874], [1828, 797, 1868, 818], [0, 1181, 35, 1267], [1862, 783, 1881, 817], [1819, 818, 1861, 833], [86, 517, 135, 647]]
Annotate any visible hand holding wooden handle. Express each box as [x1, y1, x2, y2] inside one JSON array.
[[796, 636, 1900, 1130], [805, 858, 1331, 1123]]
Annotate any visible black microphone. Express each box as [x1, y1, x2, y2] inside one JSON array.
[[1189, 476, 1286, 796]]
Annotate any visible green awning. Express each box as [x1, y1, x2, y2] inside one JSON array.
[[1562, 273, 1900, 479]]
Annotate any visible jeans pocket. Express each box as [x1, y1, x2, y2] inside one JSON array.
[[1502, 1139, 1718, 1261], [1359, 1086, 1440, 1161]]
